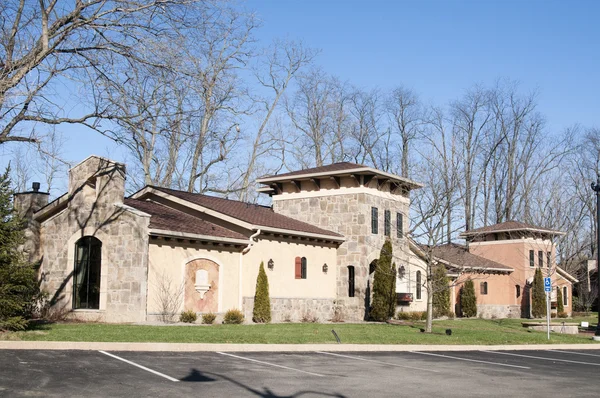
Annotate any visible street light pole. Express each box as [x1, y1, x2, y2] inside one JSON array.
[[591, 175, 600, 340]]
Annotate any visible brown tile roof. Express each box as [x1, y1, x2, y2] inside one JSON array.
[[431, 243, 513, 272], [460, 221, 564, 237], [148, 186, 343, 238], [124, 198, 247, 240], [260, 162, 365, 179]]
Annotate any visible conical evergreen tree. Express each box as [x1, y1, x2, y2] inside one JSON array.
[[531, 268, 546, 318], [460, 279, 477, 317], [387, 262, 397, 319], [0, 168, 38, 330], [370, 239, 394, 321], [432, 265, 450, 317], [252, 261, 271, 323], [557, 286, 564, 314]]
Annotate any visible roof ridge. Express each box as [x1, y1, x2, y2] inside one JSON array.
[[150, 185, 272, 209]]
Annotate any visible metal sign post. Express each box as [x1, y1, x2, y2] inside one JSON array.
[[544, 277, 552, 340]]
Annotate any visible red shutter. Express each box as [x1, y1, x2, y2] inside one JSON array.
[[295, 257, 302, 279]]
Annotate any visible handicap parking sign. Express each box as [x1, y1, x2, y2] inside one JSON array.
[[544, 277, 551, 292]]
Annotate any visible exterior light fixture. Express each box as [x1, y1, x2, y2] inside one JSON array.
[[268, 259, 274, 270], [322, 263, 328, 273]]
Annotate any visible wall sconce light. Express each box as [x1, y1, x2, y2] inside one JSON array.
[[322, 263, 328, 273], [268, 259, 274, 270]]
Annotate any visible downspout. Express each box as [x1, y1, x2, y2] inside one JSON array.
[[239, 229, 261, 309]]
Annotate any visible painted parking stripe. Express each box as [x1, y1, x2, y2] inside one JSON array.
[[217, 352, 324, 377], [316, 351, 439, 373], [99, 351, 179, 382], [411, 351, 530, 369], [548, 349, 600, 358], [482, 350, 600, 366]]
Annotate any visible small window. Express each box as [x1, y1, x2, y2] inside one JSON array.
[[516, 285, 521, 298], [396, 213, 403, 238], [547, 252, 551, 268], [529, 250, 534, 267], [416, 271, 422, 300], [301, 257, 307, 279], [563, 286, 568, 306], [480, 281, 488, 295], [384, 210, 391, 237], [73, 236, 102, 310], [348, 266, 355, 297], [538, 251, 543, 268], [371, 207, 378, 234]]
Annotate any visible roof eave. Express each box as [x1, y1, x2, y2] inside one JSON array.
[[149, 229, 248, 245], [459, 227, 566, 238]]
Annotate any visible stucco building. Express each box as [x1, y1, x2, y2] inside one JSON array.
[[16, 156, 425, 323]]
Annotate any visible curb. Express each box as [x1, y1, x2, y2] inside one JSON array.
[[1, 341, 600, 352]]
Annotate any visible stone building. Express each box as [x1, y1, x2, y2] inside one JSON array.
[[17, 156, 426, 323]]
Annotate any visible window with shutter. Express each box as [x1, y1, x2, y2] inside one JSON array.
[[301, 257, 307, 279], [480, 281, 488, 295], [295, 257, 302, 279]]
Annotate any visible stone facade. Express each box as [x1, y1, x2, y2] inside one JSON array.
[[273, 183, 412, 321], [33, 157, 151, 323], [477, 304, 521, 319], [243, 297, 338, 323], [14, 187, 49, 264]]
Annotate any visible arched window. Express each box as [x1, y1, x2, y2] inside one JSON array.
[[416, 271, 422, 300], [563, 286, 568, 306], [295, 256, 307, 279], [73, 236, 102, 309], [480, 281, 488, 295], [348, 266, 355, 297]]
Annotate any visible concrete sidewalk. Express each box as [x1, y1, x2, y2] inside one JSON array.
[[1, 340, 600, 352]]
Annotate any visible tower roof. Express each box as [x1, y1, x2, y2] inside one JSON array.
[[459, 221, 565, 239]]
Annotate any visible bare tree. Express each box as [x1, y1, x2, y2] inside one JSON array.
[[387, 86, 423, 177]]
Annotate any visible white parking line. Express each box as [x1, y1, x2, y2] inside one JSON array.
[[99, 351, 179, 382], [548, 349, 600, 358], [482, 350, 600, 366], [217, 352, 324, 377], [315, 351, 440, 373], [411, 351, 530, 369]]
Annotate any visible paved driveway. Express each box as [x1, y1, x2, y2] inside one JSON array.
[[1, 349, 599, 397]]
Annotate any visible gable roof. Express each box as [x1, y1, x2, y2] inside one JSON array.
[[430, 243, 513, 273], [124, 198, 247, 241], [459, 221, 565, 238], [136, 186, 344, 240], [256, 162, 423, 190]]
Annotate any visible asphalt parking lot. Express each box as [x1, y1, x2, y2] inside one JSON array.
[[1, 348, 600, 397]]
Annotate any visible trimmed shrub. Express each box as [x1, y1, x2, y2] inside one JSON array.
[[179, 310, 197, 323], [202, 312, 216, 324], [558, 311, 568, 318], [252, 261, 271, 323], [531, 268, 546, 318], [223, 309, 244, 324], [396, 311, 411, 320], [460, 279, 477, 318], [557, 286, 564, 314], [396, 311, 426, 321], [432, 265, 451, 318], [370, 239, 395, 321]]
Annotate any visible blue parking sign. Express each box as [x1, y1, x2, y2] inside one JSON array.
[[544, 277, 551, 292]]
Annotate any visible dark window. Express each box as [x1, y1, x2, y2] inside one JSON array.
[[371, 207, 378, 234], [396, 213, 403, 238], [563, 286, 568, 306], [480, 281, 488, 295], [384, 210, 391, 237], [348, 266, 355, 297], [516, 285, 521, 298], [73, 236, 102, 310], [538, 251, 543, 268], [529, 250, 534, 267], [416, 271, 422, 300], [301, 257, 307, 279], [547, 251, 551, 268]]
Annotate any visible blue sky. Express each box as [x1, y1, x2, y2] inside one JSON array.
[[3, 0, 599, 193]]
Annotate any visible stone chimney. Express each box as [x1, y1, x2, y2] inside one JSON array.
[[14, 182, 50, 264]]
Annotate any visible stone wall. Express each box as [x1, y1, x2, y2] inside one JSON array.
[[477, 304, 521, 319], [38, 156, 150, 323], [14, 190, 49, 264], [273, 189, 411, 321], [243, 297, 339, 323]]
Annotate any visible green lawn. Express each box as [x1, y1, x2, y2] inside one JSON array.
[[2, 315, 598, 345]]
